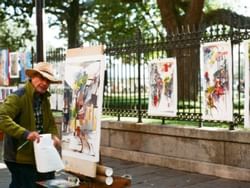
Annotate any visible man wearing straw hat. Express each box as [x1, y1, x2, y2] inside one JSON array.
[[0, 62, 62, 188]]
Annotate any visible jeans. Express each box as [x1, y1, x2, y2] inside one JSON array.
[[5, 161, 54, 188]]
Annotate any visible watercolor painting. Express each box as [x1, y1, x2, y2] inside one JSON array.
[[148, 57, 177, 117], [0, 49, 9, 86], [200, 41, 233, 121], [62, 46, 105, 177]]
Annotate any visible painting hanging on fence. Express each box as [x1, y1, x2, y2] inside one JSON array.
[[62, 46, 105, 177], [200, 41, 233, 121], [9, 52, 32, 81], [19, 52, 32, 82], [0, 86, 18, 102], [9, 52, 20, 78], [244, 40, 250, 128], [148, 57, 177, 117], [0, 49, 9, 86]]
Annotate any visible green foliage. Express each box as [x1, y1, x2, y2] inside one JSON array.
[[0, 20, 34, 51], [44, 0, 163, 47], [0, 1, 34, 51], [82, 0, 163, 43], [0, 0, 238, 49], [204, 0, 231, 13]]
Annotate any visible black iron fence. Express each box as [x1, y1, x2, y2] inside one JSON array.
[[46, 15, 250, 129]]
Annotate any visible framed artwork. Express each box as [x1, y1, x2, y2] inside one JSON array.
[[19, 52, 32, 82], [62, 46, 105, 177], [148, 57, 177, 117], [0, 49, 9, 86], [244, 40, 250, 128], [0, 86, 18, 102], [9, 52, 20, 78], [200, 41, 233, 121]]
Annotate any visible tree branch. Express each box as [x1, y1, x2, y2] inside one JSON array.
[[185, 0, 204, 27], [202, 9, 250, 29], [157, 0, 178, 32]]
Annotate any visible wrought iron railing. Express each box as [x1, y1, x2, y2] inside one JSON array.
[[46, 19, 250, 129]]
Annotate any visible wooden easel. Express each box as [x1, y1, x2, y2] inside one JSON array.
[[67, 158, 131, 188], [78, 176, 131, 188]]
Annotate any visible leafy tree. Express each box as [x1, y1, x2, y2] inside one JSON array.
[[1, 0, 249, 50], [45, 0, 162, 48], [155, 0, 250, 32], [45, 0, 250, 49], [0, 20, 34, 51], [0, 0, 162, 49], [0, 0, 34, 51]]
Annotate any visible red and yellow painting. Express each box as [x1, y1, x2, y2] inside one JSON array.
[[148, 58, 177, 117], [200, 41, 233, 121]]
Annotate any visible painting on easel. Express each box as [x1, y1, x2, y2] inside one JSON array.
[[62, 46, 105, 177]]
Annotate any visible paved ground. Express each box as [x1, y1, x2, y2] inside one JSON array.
[[1, 142, 250, 187]]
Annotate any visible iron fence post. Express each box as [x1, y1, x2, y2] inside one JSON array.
[[35, 0, 44, 62], [136, 29, 142, 123]]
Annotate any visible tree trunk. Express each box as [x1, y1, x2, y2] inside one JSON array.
[[67, 0, 80, 48], [157, 0, 204, 100]]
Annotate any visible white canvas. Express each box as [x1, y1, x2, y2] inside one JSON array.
[[62, 46, 105, 177]]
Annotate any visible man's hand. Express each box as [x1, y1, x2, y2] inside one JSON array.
[[52, 135, 61, 149], [27, 131, 40, 143]]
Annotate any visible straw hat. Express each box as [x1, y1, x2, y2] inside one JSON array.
[[25, 62, 62, 84]]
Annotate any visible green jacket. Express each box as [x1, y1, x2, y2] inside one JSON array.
[[0, 81, 59, 165]]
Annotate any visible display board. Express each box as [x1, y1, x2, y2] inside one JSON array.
[[62, 46, 105, 177]]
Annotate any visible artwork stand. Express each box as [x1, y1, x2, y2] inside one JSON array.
[[36, 46, 131, 187]]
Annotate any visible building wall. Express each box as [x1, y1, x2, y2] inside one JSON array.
[[100, 120, 250, 181]]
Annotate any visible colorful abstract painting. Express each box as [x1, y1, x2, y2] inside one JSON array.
[[62, 46, 105, 177], [200, 41, 233, 121], [148, 57, 177, 117], [19, 52, 32, 82], [0, 49, 9, 86], [9, 52, 20, 78], [9, 51, 32, 80]]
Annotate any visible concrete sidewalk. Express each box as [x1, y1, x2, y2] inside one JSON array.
[[1, 155, 250, 188], [101, 156, 250, 188]]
